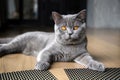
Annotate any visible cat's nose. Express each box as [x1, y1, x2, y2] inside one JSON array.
[[69, 33, 72, 35], [67, 28, 73, 35], [68, 32, 73, 35]]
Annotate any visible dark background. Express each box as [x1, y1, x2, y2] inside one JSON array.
[[0, 0, 87, 30]]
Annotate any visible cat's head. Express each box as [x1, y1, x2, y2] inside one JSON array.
[[52, 10, 86, 45]]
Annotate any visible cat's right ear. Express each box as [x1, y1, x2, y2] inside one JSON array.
[[52, 12, 63, 24]]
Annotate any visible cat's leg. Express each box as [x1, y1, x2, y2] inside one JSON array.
[[0, 40, 24, 57], [74, 53, 105, 71], [35, 50, 53, 70], [0, 44, 4, 47], [0, 38, 13, 44]]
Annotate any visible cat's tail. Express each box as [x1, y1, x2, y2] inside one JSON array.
[[0, 38, 13, 44]]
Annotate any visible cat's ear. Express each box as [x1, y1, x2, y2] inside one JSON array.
[[76, 9, 86, 22], [52, 12, 63, 24]]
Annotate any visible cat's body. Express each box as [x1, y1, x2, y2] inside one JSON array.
[[0, 32, 54, 56], [0, 10, 105, 71]]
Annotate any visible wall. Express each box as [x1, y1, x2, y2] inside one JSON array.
[[87, 0, 120, 28]]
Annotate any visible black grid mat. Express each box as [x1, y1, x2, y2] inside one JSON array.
[[0, 70, 57, 80], [65, 68, 120, 80]]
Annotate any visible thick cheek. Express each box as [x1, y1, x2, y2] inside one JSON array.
[[56, 29, 69, 40], [56, 32, 65, 40], [57, 33, 62, 40], [71, 30, 79, 38], [65, 34, 70, 40], [71, 33, 79, 39], [61, 33, 69, 40]]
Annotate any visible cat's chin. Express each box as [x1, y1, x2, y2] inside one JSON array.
[[67, 39, 80, 44], [65, 41, 81, 45], [68, 38, 79, 42], [56, 39, 81, 45]]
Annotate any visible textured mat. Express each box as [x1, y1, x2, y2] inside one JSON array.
[[65, 68, 120, 80], [0, 70, 57, 80]]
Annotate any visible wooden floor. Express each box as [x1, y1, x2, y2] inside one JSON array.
[[0, 28, 120, 80]]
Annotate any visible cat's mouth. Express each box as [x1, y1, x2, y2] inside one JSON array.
[[68, 38, 79, 42], [66, 36, 79, 42]]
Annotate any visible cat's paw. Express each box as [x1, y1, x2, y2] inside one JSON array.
[[35, 61, 50, 70], [88, 61, 105, 71]]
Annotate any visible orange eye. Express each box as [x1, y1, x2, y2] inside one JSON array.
[[61, 26, 67, 31], [73, 26, 79, 30]]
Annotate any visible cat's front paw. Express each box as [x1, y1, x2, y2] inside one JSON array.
[[88, 61, 105, 71], [35, 61, 50, 70]]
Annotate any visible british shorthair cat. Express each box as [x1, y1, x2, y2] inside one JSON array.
[[0, 10, 105, 71]]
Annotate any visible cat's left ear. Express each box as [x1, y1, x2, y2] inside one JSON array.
[[76, 9, 86, 22], [52, 12, 63, 24]]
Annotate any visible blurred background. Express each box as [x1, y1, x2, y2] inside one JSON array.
[[0, 0, 86, 29], [0, 0, 120, 29], [0, 0, 120, 72]]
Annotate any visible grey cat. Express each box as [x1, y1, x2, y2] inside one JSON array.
[[0, 10, 105, 71]]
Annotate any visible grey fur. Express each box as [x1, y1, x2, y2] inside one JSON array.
[[0, 10, 105, 71], [0, 38, 13, 44]]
